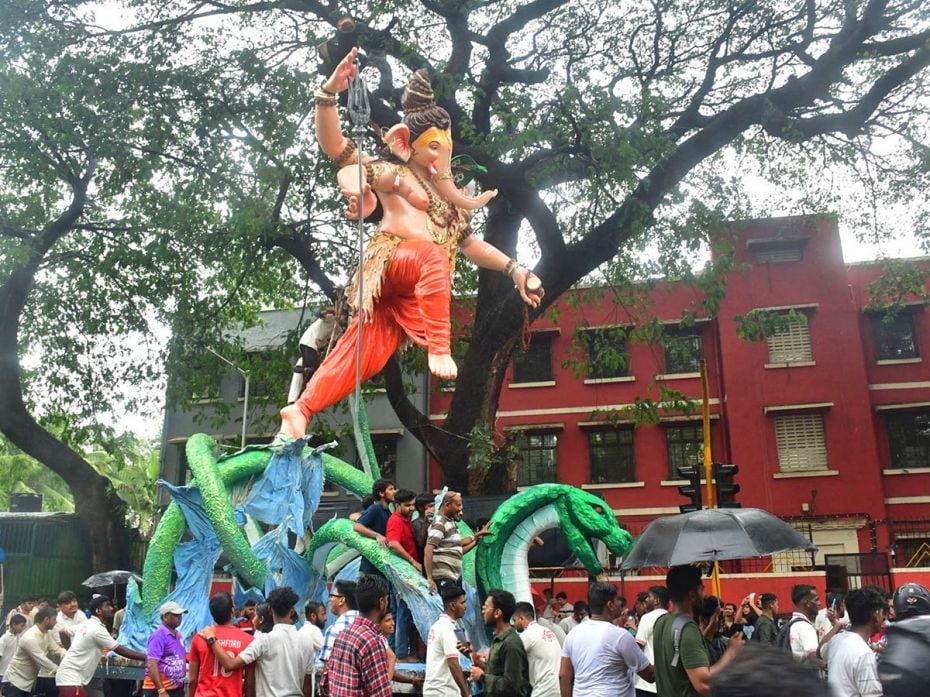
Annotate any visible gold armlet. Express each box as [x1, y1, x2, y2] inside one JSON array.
[[435, 170, 454, 181], [365, 162, 388, 189], [332, 140, 357, 167], [314, 90, 338, 107]]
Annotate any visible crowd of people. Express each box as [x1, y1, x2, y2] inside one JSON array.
[[0, 592, 144, 697], [4, 570, 929, 697], [1, 478, 928, 697]]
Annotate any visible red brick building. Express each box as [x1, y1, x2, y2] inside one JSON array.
[[429, 214, 930, 595]]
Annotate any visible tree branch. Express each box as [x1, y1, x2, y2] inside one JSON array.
[[760, 43, 930, 140]]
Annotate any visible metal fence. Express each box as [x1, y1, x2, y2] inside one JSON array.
[[883, 518, 930, 568]]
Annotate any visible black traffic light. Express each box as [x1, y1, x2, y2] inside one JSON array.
[[713, 462, 741, 508], [676, 465, 702, 513]]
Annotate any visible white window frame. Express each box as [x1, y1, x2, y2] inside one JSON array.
[[775, 413, 828, 472], [767, 315, 813, 363]]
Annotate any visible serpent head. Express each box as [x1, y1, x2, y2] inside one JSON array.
[[476, 484, 633, 598], [555, 488, 633, 573]]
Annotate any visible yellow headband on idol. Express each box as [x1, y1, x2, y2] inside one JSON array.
[[411, 127, 452, 152]]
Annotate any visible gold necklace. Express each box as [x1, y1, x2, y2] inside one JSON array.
[[407, 165, 456, 228]]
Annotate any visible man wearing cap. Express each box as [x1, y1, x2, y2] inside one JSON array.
[[423, 580, 470, 697], [55, 597, 146, 697], [142, 602, 188, 697]]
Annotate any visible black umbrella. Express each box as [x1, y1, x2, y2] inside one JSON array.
[[621, 507, 816, 569], [82, 570, 142, 588]]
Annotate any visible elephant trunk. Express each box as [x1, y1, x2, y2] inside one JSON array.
[[433, 153, 497, 210]]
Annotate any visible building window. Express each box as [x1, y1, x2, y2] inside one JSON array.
[[885, 410, 930, 469], [370, 435, 399, 481], [663, 325, 704, 374], [774, 413, 828, 472], [871, 312, 919, 361], [749, 239, 806, 264], [767, 315, 812, 363], [584, 327, 629, 379], [515, 431, 558, 487], [513, 334, 553, 383], [665, 425, 704, 479], [588, 429, 635, 483]]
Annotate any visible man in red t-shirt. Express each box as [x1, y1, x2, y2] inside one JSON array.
[[385, 489, 421, 661], [386, 490, 421, 571], [188, 593, 254, 697]]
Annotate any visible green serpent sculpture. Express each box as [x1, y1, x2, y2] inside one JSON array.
[[475, 484, 634, 603], [141, 437, 633, 618], [141, 436, 375, 614]]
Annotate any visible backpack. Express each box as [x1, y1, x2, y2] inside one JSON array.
[[670, 614, 696, 667], [774, 616, 807, 651]]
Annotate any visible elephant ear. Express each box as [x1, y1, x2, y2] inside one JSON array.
[[383, 124, 412, 162]]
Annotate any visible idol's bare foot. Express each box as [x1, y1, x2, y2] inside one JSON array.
[[279, 404, 308, 440], [428, 353, 457, 380]]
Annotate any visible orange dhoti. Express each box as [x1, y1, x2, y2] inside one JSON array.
[[293, 238, 452, 420]]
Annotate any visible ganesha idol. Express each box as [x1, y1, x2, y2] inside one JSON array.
[[279, 47, 543, 440]]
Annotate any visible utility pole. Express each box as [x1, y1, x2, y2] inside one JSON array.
[[205, 347, 250, 451]]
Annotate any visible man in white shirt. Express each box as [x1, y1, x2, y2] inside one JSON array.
[[815, 592, 849, 640], [2, 607, 65, 697], [298, 602, 325, 655], [33, 592, 84, 697], [53, 592, 87, 648], [423, 580, 470, 697], [3, 599, 37, 633], [555, 593, 572, 620], [43, 591, 89, 694], [0, 615, 27, 684], [531, 596, 565, 646], [560, 583, 653, 697], [634, 585, 669, 697], [297, 601, 325, 694], [558, 601, 588, 635], [202, 586, 314, 697], [788, 584, 824, 670], [541, 589, 557, 620], [55, 597, 146, 697], [512, 602, 560, 697], [821, 587, 884, 697], [286, 304, 346, 403]]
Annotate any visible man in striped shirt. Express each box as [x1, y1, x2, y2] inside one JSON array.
[[424, 492, 491, 591], [318, 580, 358, 662]]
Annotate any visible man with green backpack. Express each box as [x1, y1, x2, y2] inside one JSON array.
[[652, 566, 744, 697]]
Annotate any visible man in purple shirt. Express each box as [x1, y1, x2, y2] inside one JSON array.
[[142, 602, 188, 697]]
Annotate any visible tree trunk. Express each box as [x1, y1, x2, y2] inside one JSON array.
[[431, 279, 530, 493], [0, 181, 132, 571]]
